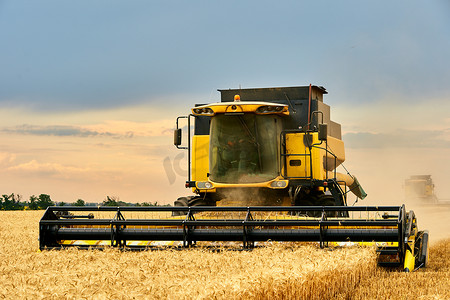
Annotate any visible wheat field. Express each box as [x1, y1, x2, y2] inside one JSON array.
[[0, 211, 448, 299]]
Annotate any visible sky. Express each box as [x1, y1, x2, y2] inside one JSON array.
[[0, 0, 449, 207]]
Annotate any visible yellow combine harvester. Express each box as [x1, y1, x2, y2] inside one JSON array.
[[404, 175, 450, 206], [405, 175, 437, 203], [40, 85, 429, 272]]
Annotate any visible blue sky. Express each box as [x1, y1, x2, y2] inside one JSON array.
[[0, 1, 449, 204], [1, 1, 449, 111]]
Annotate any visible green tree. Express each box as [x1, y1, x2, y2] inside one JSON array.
[[28, 195, 39, 210], [74, 199, 85, 206], [102, 196, 129, 206], [1, 194, 23, 210], [37, 194, 54, 209], [102, 196, 119, 206], [58, 202, 66, 206]]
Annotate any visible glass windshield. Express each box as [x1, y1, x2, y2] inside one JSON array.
[[209, 114, 280, 183]]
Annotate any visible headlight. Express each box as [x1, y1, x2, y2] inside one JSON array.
[[197, 181, 214, 189], [192, 107, 215, 116], [202, 108, 214, 115], [256, 105, 287, 114], [270, 180, 288, 188]]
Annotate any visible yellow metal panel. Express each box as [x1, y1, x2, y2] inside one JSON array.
[[285, 132, 325, 180], [404, 249, 415, 271], [425, 185, 433, 196], [285, 133, 309, 178], [209, 177, 288, 189], [325, 136, 345, 170], [310, 135, 324, 180], [192, 135, 210, 182]]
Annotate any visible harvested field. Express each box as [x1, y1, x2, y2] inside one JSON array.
[[0, 211, 448, 299]]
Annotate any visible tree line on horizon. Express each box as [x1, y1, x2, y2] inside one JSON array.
[[0, 194, 169, 210]]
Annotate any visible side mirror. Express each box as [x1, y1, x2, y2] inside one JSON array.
[[318, 123, 328, 141], [174, 128, 182, 146]]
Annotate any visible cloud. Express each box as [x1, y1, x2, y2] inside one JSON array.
[[7, 160, 85, 177], [84, 120, 174, 138], [343, 129, 450, 149], [5, 159, 128, 183], [2, 124, 111, 137], [1, 120, 174, 139], [0, 152, 16, 166]]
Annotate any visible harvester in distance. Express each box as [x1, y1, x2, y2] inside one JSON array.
[[405, 175, 450, 205], [40, 85, 429, 272]]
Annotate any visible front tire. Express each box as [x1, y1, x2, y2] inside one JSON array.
[[317, 194, 338, 217], [172, 195, 215, 216]]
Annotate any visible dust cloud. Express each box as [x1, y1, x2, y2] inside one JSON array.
[[343, 147, 450, 244], [217, 188, 285, 206], [333, 96, 450, 244]]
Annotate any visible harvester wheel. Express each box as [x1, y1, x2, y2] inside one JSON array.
[[317, 195, 338, 217], [172, 196, 216, 216], [174, 196, 189, 206], [188, 196, 216, 207], [292, 199, 316, 217], [293, 191, 337, 217], [414, 230, 429, 269], [172, 196, 190, 216], [293, 187, 324, 217]]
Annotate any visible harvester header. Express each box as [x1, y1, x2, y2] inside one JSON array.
[[40, 204, 428, 271]]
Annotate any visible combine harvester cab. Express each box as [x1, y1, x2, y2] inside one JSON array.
[[40, 85, 429, 271]]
